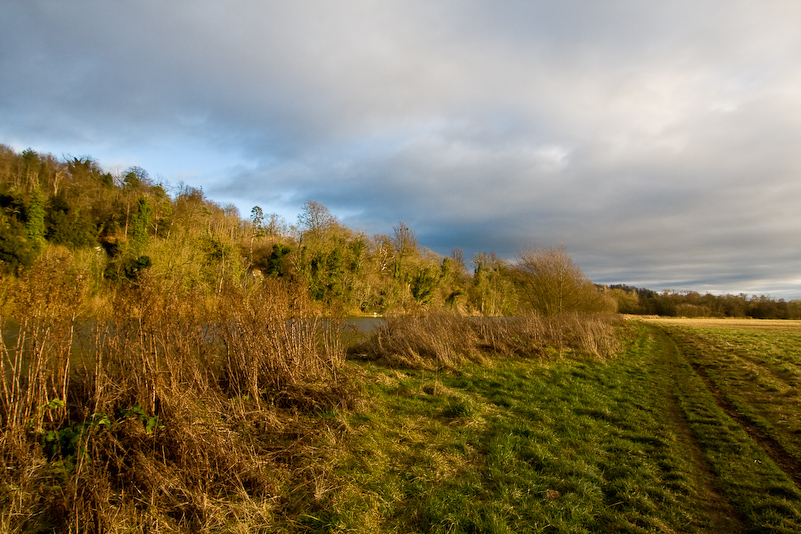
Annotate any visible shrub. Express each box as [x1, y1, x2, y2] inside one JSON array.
[[514, 246, 614, 316], [475, 312, 621, 360], [216, 279, 349, 410]]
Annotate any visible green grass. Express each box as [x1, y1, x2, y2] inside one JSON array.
[[654, 319, 801, 466], [651, 323, 801, 533], [314, 321, 799, 533]]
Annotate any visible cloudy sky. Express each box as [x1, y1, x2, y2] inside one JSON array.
[[2, 1, 800, 297]]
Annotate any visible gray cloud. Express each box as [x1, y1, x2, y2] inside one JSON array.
[[2, 0, 801, 296]]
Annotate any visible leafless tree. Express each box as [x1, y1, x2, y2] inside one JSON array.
[[515, 245, 609, 315]]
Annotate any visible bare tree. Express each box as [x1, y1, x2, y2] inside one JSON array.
[[298, 201, 337, 236], [515, 245, 609, 315], [391, 222, 418, 282], [392, 222, 418, 258]]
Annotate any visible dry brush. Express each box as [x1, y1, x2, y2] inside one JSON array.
[[0, 252, 351, 533]]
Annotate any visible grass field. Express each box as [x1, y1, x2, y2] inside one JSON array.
[[5, 315, 801, 532], [294, 318, 801, 533], [645, 318, 801, 483]]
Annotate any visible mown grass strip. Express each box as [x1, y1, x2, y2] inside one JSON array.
[[322, 323, 744, 533]]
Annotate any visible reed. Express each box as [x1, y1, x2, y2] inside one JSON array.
[[1, 257, 351, 532], [474, 312, 621, 359], [355, 309, 484, 369], [0, 250, 85, 438], [356, 310, 621, 369], [216, 279, 346, 410]]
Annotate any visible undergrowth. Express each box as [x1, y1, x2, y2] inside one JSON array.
[[0, 250, 353, 533], [0, 250, 630, 532]]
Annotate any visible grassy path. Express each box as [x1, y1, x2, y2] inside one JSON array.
[[648, 328, 747, 533], [666, 331, 801, 487], [276, 321, 795, 533], [644, 321, 801, 533], [653, 320, 801, 474]]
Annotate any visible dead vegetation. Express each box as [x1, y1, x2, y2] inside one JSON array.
[[353, 310, 622, 369], [0, 250, 352, 533], [351, 310, 486, 369]]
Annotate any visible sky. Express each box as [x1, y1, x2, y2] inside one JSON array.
[[2, 1, 800, 298]]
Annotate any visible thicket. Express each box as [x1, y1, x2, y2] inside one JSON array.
[[352, 310, 620, 370], [0, 249, 353, 532]]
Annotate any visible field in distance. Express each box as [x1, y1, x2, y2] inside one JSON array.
[[642, 316, 801, 332]]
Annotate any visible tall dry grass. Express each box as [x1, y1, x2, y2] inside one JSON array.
[[0, 249, 85, 439], [216, 279, 346, 411], [0, 252, 351, 533], [0, 249, 88, 532], [476, 312, 622, 359], [356, 310, 621, 369], [354, 310, 485, 369]]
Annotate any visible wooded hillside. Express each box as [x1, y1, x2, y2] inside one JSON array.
[[0, 145, 612, 316], [1, 144, 797, 318]]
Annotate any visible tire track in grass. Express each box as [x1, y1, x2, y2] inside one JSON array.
[[650, 323, 801, 532], [652, 328, 748, 533], [667, 326, 801, 463], [664, 329, 801, 489]]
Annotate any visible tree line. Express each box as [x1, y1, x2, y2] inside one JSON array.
[[2, 144, 796, 318], [0, 145, 618, 316], [604, 284, 801, 319]]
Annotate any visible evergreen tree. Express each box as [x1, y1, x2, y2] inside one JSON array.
[[0, 210, 36, 272], [26, 187, 46, 250], [45, 192, 97, 248], [130, 197, 153, 249]]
